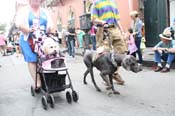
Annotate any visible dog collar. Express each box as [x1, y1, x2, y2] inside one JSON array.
[[111, 53, 118, 67]]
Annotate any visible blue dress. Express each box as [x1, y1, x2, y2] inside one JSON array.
[[20, 9, 48, 62]]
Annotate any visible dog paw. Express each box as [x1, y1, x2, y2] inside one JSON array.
[[107, 91, 113, 97], [83, 81, 88, 85], [105, 86, 112, 90], [113, 91, 120, 95], [96, 88, 101, 92]]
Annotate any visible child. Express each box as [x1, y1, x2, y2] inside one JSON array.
[[127, 28, 138, 57]]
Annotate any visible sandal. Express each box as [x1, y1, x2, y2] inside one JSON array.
[[35, 87, 41, 93], [116, 81, 125, 85]]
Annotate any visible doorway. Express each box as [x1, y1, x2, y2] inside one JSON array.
[[144, 0, 169, 47]]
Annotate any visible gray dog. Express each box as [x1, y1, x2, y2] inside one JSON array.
[[83, 50, 142, 94]]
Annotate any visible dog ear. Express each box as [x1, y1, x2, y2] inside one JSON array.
[[122, 57, 131, 71]]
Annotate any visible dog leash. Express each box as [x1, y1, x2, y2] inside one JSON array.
[[103, 28, 113, 50], [111, 51, 118, 67], [104, 29, 117, 67], [47, 34, 59, 43]]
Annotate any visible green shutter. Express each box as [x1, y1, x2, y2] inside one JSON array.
[[144, 0, 168, 47]]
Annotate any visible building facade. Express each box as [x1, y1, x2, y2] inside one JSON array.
[[13, 0, 175, 47], [43, 0, 140, 31], [14, 0, 140, 33]]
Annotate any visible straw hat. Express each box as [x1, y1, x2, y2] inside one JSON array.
[[159, 27, 172, 40], [129, 11, 139, 17]]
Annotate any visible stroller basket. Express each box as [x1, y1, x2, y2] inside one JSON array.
[[41, 57, 67, 71], [40, 72, 67, 93]]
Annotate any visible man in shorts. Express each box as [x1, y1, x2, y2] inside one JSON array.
[[91, 0, 128, 85]]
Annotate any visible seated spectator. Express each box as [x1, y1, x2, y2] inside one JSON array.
[[152, 27, 175, 73]]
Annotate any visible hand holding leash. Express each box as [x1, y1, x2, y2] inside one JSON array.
[[103, 23, 109, 29], [29, 26, 35, 33]]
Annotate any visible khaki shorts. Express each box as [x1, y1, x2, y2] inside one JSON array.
[[96, 27, 127, 54]]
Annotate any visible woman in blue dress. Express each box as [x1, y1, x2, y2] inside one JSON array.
[[15, 0, 53, 90]]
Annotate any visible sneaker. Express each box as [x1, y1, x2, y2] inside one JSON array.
[[68, 55, 72, 58], [102, 81, 108, 86], [34, 87, 41, 93], [113, 74, 125, 85], [160, 67, 170, 73], [154, 66, 163, 72], [116, 81, 125, 85]]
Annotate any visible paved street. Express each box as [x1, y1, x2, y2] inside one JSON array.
[[0, 54, 175, 116]]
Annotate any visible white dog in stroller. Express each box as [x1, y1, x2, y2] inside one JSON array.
[[38, 35, 65, 69], [42, 36, 60, 56]]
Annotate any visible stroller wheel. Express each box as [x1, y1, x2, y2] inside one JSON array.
[[42, 96, 48, 110], [31, 86, 35, 96], [48, 94, 55, 108], [72, 91, 79, 102], [66, 91, 72, 104]]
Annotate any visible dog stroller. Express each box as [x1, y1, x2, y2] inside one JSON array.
[[30, 31, 79, 110]]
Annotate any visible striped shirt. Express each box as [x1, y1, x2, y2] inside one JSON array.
[[91, 0, 120, 25]]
